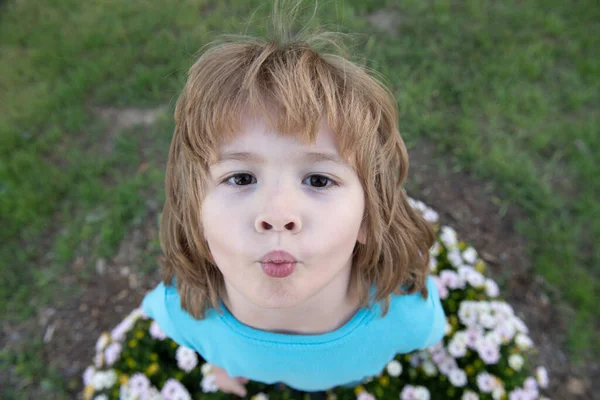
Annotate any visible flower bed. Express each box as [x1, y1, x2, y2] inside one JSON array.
[[83, 197, 550, 400]]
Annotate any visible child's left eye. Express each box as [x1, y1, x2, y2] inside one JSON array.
[[222, 173, 338, 190]]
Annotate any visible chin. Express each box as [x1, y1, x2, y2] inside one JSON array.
[[248, 285, 306, 309]]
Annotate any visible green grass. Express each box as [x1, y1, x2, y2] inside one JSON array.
[[0, 0, 597, 396]]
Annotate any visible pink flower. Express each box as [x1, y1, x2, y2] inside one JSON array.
[[508, 388, 532, 400], [438, 357, 458, 375], [201, 374, 219, 393], [465, 326, 483, 348], [432, 276, 449, 299], [104, 342, 122, 366], [83, 366, 95, 386], [111, 318, 134, 342], [149, 321, 167, 340], [477, 340, 500, 364], [400, 385, 417, 400], [161, 379, 191, 400], [523, 377, 539, 398], [440, 270, 461, 289], [476, 373, 495, 393], [129, 373, 151, 395], [357, 391, 376, 400]]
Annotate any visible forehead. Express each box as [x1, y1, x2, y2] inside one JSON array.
[[211, 114, 349, 163]]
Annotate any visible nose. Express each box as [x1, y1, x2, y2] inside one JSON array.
[[255, 212, 302, 234], [254, 191, 302, 234]]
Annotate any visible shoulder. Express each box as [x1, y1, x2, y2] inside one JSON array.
[[140, 281, 197, 347], [388, 275, 446, 350]]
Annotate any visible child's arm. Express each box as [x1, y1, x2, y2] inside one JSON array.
[[211, 365, 249, 397]]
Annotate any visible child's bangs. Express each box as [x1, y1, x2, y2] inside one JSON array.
[[198, 43, 377, 167]]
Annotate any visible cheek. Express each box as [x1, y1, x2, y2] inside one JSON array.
[[201, 195, 247, 256]]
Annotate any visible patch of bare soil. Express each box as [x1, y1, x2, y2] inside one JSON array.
[[405, 138, 598, 399], [43, 205, 164, 398]]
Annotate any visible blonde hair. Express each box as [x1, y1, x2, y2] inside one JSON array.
[[160, 2, 436, 319]]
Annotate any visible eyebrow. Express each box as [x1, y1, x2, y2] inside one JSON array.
[[211, 151, 351, 170]]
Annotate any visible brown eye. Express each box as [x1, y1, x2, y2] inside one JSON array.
[[223, 173, 338, 190], [308, 175, 330, 188], [227, 173, 255, 186]]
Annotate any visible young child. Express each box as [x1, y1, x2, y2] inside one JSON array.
[[141, 7, 446, 397]]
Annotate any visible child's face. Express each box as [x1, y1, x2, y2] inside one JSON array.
[[202, 113, 367, 310]]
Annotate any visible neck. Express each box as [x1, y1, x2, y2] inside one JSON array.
[[221, 269, 361, 335]]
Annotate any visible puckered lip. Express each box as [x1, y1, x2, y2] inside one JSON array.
[[259, 250, 297, 263]]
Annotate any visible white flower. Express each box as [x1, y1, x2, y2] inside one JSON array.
[[128, 308, 146, 321], [201, 374, 219, 393], [357, 392, 376, 400], [94, 395, 108, 400], [201, 363, 213, 376], [400, 385, 417, 400], [423, 209, 439, 224], [428, 257, 438, 272], [479, 312, 497, 329], [475, 300, 491, 314], [449, 369, 467, 387], [512, 317, 529, 334], [448, 338, 467, 358], [111, 317, 135, 342], [129, 373, 151, 395], [515, 334, 534, 350], [430, 241, 441, 257], [83, 366, 95, 386], [413, 386, 430, 400], [462, 247, 478, 264], [509, 354, 525, 371], [150, 321, 167, 340], [496, 321, 517, 342], [508, 388, 529, 400], [161, 379, 191, 400], [485, 330, 503, 346], [438, 357, 458, 375], [536, 366, 549, 388], [92, 369, 117, 390], [433, 276, 449, 299], [461, 390, 479, 400], [524, 376, 539, 397], [120, 384, 135, 400], [476, 372, 495, 393], [492, 387, 506, 400], [254, 393, 269, 400], [409, 352, 424, 367], [440, 226, 458, 249], [466, 270, 486, 288], [485, 279, 500, 297], [386, 360, 402, 377], [440, 270, 465, 290], [465, 326, 484, 348], [444, 321, 453, 336], [458, 302, 478, 327], [422, 360, 437, 376], [104, 342, 122, 366], [145, 387, 164, 400], [176, 346, 198, 372], [477, 339, 501, 364], [95, 333, 110, 353], [448, 249, 464, 268], [490, 301, 514, 318], [93, 353, 103, 368]]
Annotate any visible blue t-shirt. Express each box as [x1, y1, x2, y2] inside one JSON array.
[[141, 275, 446, 391]]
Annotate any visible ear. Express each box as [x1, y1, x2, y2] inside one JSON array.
[[357, 219, 367, 245]]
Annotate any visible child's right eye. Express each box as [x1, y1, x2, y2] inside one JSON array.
[[223, 173, 256, 186]]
